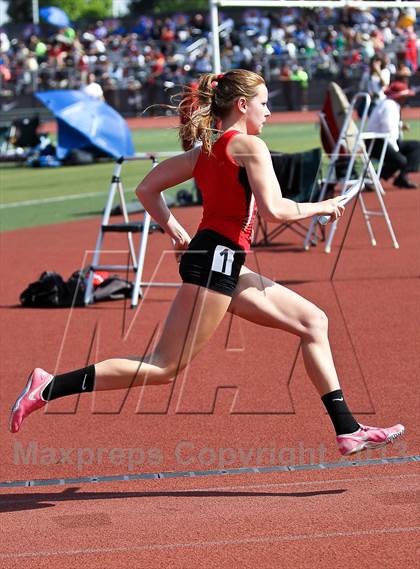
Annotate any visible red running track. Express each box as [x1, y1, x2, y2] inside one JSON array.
[[1, 465, 418, 569], [0, 178, 419, 567]]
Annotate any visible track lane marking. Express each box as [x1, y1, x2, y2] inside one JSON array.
[[1, 526, 419, 558]]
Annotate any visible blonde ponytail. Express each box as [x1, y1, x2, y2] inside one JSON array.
[[179, 69, 265, 154]]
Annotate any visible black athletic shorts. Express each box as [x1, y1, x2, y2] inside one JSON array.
[[179, 229, 246, 297]]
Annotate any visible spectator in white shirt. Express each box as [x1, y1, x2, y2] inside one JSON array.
[[81, 73, 104, 100], [357, 56, 390, 117], [366, 81, 419, 189]]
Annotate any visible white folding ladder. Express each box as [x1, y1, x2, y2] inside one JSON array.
[[304, 92, 399, 253], [84, 153, 180, 308]]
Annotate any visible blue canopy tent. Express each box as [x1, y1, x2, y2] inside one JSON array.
[[35, 90, 135, 161], [39, 7, 70, 28]]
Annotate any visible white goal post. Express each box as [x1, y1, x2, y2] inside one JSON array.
[[209, 0, 420, 72]]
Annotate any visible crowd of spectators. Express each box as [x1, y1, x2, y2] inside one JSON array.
[[0, 6, 418, 114]]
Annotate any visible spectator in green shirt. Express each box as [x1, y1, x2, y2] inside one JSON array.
[[291, 65, 309, 110]]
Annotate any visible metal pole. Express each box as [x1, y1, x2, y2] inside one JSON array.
[[32, 0, 39, 24], [209, 0, 221, 74]]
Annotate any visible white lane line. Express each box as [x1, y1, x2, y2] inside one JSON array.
[[171, 472, 420, 494], [0, 191, 109, 209], [1, 526, 419, 558], [0, 187, 135, 209]]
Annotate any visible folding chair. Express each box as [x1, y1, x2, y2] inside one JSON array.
[[304, 82, 399, 253], [83, 153, 180, 308], [253, 148, 324, 246]]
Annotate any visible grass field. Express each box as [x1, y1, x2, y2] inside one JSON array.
[[1, 120, 419, 232]]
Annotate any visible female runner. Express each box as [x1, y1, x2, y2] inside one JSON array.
[[10, 70, 404, 455]]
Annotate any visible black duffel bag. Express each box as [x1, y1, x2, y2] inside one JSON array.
[[20, 271, 85, 308]]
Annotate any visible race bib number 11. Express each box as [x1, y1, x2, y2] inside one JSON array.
[[211, 245, 235, 276]]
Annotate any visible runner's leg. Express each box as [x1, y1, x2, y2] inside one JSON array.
[[95, 283, 232, 390], [228, 266, 339, 396]]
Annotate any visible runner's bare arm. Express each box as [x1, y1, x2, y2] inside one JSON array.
[[228, 135, 343, 222], [135, 147, 200, 241]]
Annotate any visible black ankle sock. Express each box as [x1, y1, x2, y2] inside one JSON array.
[[42, 365, 96, 401], [321, 389, 359, 436]]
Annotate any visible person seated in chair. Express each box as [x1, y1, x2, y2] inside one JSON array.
[[366, 81, 419, 189]]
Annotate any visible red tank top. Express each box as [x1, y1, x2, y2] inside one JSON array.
[[193, 130, 257, 251]]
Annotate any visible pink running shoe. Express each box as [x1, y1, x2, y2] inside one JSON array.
[[9, 368, 53, 433], [337, 423, 405, 456]]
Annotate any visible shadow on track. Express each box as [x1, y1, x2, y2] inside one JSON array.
[[0, 487, 346, 513]]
